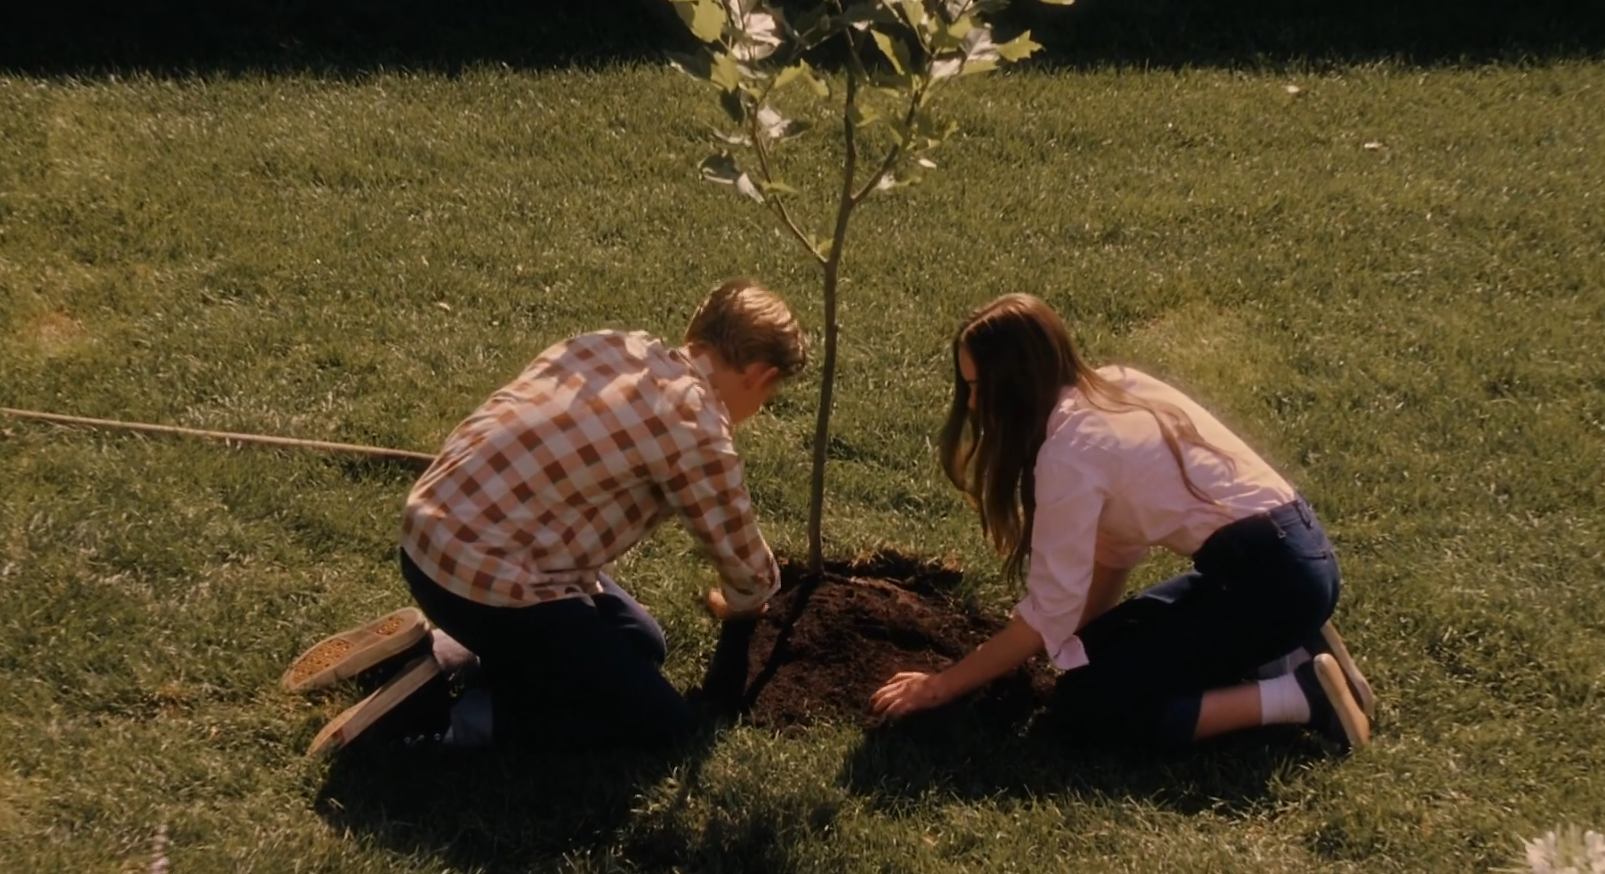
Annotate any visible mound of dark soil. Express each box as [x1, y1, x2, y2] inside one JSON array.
[[699, 553, 1057, 730]]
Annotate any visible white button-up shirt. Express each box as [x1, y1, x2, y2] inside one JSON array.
[[1017, 366, 1297, 670]]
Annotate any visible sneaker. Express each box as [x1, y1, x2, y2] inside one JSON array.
[[1305, 621, 1376, 719], [306, 655, 446, 757], [1295, 653, 1370, 752], [280, 608, 430, 693]]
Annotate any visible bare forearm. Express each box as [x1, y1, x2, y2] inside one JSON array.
[[936, 614, 1044, 699]]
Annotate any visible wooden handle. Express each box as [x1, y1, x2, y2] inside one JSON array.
[[1, 407, 437, 470]]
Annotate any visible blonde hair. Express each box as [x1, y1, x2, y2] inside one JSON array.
[[685, 278, 808, 378]]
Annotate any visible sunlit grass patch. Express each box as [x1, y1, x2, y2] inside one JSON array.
[[0, 60, 1602, 873]]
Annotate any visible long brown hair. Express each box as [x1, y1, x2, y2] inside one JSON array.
[[938, 294, 1234, 580]]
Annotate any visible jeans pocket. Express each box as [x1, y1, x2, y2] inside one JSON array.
[[1270, 511, 1334, 560], [1286, 531, 1334, 560]]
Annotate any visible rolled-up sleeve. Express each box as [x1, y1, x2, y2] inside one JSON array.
[[1015, 454, 1108, 671], [651, 384, 780, 614]]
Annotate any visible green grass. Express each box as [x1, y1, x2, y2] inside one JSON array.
[[1, 60, 1602, 873]]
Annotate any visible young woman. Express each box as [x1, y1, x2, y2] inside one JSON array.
[[869, 294, 1374, 750]]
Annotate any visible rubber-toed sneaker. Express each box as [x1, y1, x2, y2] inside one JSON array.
[[306, 655, 445, 757], [1296, 653, 1371, 752], [1304, 621, 1376, 719], [280, 608, 430, 693]]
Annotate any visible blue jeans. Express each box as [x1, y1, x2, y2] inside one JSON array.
[[1050, 497, 1342, 746], [400, 548, 695, 750]]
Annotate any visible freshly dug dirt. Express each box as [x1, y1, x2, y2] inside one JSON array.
[[700, 553, 1057, 730]]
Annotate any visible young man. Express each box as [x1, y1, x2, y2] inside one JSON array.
[[284, 278, 807, 755]]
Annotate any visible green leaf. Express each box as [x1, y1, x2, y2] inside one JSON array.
[[897, 0, 926, 30], [757, 105, 811, 142], [874, 169, 923, 192], [758, 179, 800, 196], [932, 24, 999, 79], [789, 6, 835, 44], [871, 30, 912, 76], [710, 52, 742, 92], [802, 65, 832, 97], [670, 0, 725, 43], [666, 50, 715, 84], [774, 61, 827, 96], [882, 113, 910, 142], [841, 2, 900, 31], [774, 62, 805, 90], [848, 102, 880, 128], [945, 15, 975, 43], [699, 152, 766, 203], [699, 152, 743, 185], [995, 30, 1043, 62], [913, 108, 958, 146], [735, 173, 766, 203], [729, 5, 784, 62]]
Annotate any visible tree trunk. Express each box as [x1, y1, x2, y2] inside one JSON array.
[[806, 51, 861, 577]]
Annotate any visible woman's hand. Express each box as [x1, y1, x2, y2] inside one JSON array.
[[869, 671, 956, 717], [870, 616, 1046, 718]]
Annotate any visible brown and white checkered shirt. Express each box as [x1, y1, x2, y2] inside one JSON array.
[[400, 329, 781, 613]]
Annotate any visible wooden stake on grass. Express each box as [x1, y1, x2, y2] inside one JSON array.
[[0, 407, 437, 470]]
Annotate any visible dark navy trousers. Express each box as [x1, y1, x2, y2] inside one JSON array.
[[1051, 497, 1342, 746], [401, 548, 695, 750]]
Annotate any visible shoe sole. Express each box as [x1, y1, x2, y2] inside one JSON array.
[[1313, 653, 1370, 751], [306, 655, 442, 757], [280, 608, 430, 693], [1318, 621, 1376, 719]]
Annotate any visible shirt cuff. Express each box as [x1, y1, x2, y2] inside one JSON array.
[[1015, 597, 1089, 671], [718, 565, 781, 615]]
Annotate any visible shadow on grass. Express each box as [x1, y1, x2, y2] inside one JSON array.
[[840, 703, 1328, 816], [2, 0, 1601, 77], [314, 730, 726, 873]]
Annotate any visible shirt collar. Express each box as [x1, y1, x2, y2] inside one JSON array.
[[677, 345, 732, 419]]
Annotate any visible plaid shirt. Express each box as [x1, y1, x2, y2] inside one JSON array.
[[400, 330, 781, 613]]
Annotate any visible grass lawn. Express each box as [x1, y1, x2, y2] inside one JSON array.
[[1, 57, 1603, 873]]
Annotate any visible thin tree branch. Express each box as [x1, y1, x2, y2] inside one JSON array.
[[748, 86, 826, 264], [850, 85, 926, 206], [836, 17, 929, 206]]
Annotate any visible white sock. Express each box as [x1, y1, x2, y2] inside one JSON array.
[[1251, 644, 1316, 676], [1254, 646, 1313, 679], [1257, 673, 1312, 725]]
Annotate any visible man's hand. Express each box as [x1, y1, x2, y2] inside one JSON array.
[[869, 671, 956, 718], [705, 587, 769, 622]]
